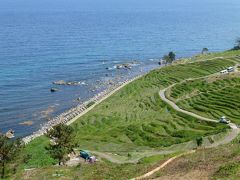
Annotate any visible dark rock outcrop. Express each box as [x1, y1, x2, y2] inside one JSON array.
[[50, 88, 59, 92]]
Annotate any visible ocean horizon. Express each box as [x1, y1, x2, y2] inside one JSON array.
[[1, 0, 240, 138]]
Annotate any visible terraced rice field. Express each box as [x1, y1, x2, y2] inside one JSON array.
[[9, 51, 240, 179], [169, 70, 240, 124], [71, 57, 237, 151]]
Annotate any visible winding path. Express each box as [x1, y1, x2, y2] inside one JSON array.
[[133, 77, 240, 180], [159, 84, 239, 137]]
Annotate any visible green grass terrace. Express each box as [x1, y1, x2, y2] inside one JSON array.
[[168, 67, 240, 124], [8, 50, 240, 179]]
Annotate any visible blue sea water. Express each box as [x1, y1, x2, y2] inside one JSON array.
[[0, 0, 240, 137]]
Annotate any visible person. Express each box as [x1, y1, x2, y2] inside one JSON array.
[[89, 156, 96, 163]]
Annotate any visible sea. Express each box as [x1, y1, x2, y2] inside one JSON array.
[[0, 0, 240, 137]]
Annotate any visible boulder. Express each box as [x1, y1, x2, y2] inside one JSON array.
[[19, 121, 34, 126], [50, 88, 59, 92], [5, 129, 15, 139], [53, 80, 66, 85]]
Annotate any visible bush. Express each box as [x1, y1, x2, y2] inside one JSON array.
[[208, 137, 214, 144], [216, 162, 240, 177], [196, 137, 203, 147]]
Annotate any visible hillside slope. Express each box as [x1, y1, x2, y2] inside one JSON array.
[[8, 50, 240, 180]]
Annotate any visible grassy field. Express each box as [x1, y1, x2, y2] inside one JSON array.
[[5, 50, 240, 179], [169, 69, 240, 124], [71, 56, 236, 152], [15, 153, 181, 180], [150, 134, 240, 179]]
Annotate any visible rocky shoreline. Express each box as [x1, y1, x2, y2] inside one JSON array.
[[22, 74, 143, 144]]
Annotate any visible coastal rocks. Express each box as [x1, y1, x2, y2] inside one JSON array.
[[158, 59, 167, 65], [5, 129, 15, 139], [117, 63, 132, 69], [106, 61, 139, 70], [19, 121, 33, 126], [22, 74, 143, 144], [0, 129, 15, 139], [51, 80, 87, 93], [39, 105, 56, 119], [66, 81, 80, 86], [50, 88, 59, 92], [108, 80, 114, 85], [53, 80, 86, 86], [53, 80, 66, 85]]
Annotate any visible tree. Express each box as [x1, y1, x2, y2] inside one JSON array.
[[168, 51, 176, 62], [0, 135, 22, 178], [196, 137, 203, 147], [162, 55, 171, 64], [46, 124, 75, 165], [236, 38, 240, 47], [162, 51, 176, 64], [232, 38, 240, 50], [201, 48, 209, 54]]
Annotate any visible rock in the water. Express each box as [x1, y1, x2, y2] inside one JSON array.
[[66, 81, 79, 86], [108, 80, 114, 85], [50, 88, 59, 92], [5, 129, 15, 139], [53, 80, 81, 86], [53, 80, 66, 85], [116, 64, 123, 69], [19, 121, 34, 126]]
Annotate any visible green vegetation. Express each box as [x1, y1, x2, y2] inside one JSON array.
[[4, 50, 240, 179], [138, 153, 178, 164], [196, 137, 203, 147], [215, 162, 240, 178], [163, 51, 176, 63], [201, 47, 209, 54], [151, 134, 240, 180], [14, 152, 181, 180], [0, 135, 22, 178], [169, 71, 240, 124], [179, 49, 240, 63], [46, 124, 76, 165], [71, 56, 235, 152], [13, 155, 168, 180], [232, 38, 240, 50], [22, 136, 57, 168]]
